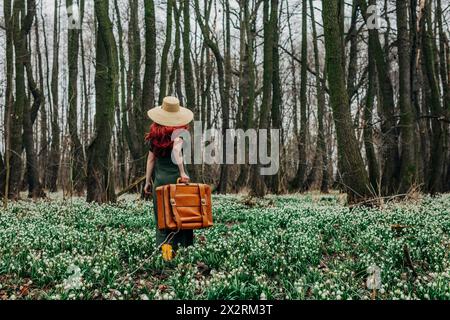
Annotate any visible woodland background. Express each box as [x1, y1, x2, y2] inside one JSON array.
[[0, 0, 449, 204]]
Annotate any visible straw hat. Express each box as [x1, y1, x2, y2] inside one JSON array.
[[147, 96, 194, 127]]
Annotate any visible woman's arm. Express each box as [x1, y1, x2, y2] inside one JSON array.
[[144, 151, 156, 194], [173, 138, 190, 182]]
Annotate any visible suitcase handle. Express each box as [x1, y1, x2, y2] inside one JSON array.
[[177, 177, 190, 185]]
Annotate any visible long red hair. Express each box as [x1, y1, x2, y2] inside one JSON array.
[[145, 123, 189, 157]]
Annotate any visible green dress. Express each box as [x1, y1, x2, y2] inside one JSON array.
[[151, 146, 194, 248]]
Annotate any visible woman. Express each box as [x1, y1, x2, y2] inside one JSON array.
[[144, 96, 194, 251]]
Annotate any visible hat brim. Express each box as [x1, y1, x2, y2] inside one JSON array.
[[147, 106, 194, 127]]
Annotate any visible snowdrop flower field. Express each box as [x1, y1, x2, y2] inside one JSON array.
[[0, 194, 448, 300]]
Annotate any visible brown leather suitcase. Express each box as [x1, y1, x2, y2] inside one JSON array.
[[155, 182, 213, 231]]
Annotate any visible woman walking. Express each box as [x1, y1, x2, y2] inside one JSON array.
[[144, 96, 194, 253]]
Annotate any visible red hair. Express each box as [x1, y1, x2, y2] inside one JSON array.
[[145, 123, 189, 157]]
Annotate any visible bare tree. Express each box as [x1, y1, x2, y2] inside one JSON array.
[[87, 0, 119, 203]]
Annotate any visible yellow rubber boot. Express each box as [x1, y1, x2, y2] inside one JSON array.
[[161, 244, 174, 261]]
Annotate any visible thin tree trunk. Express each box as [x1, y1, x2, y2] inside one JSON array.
[[291, 0, 307, 191], [23, 56, 46, 198], [249, 0, 276, 197], [421, 0, 444, 193], [236, 0, 256, 190], [23, 4, 45, 198], [113, 0, 126, 189], [183, 0, 200, 183], [3, 0, 13, 201], [67, 0, 85, 195], [194, 0, 228, 193], [436, 0, 450, 191], [159, 0, 173, 104], [80, 0, 89, 152], [410, 0, 424, 186], [131, 0, 144, 182], [364, 42, 380, 191], [48, 0, 61, 193], [35, 7, 48, 189], [309, 0, 329, 193], [0, 152, 5, 199], [270, 0, 281, 193], [346, 0, 359, 102], [87, 0, 118, 203], [123, 0, 145, 189], [142, 0, 157, 111], [217, 0, 231, 193], [169, 1, 181, 97], [397, 0, 417, 193]]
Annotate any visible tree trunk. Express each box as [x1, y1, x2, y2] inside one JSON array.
[[23, 16, 46, 199], [322, 0, 370, 202], [169, 1, 181, 98], [217, 0, 231, 193], [0, 152, 5, 199], [270, 0, 282, 193], [397, 0, 417, 193], [80, 0, 90, 153], [236, 0, 256, 190], [3, 0, 13, 200], [364, 43, 380, 191], [360, 0, 400, 195], [421, 0, 444, 193], [410, 0, 424, 187], [436, 0, 450, 192], [183, 0, 200, 183], [23, 73, 45, 199], [67, 0, 85, 195], [48, 0, 61, 193], [346, 0, 359, 102], [309, 0, 329, 193], [131, 0, 145, 183], [35, 8, 48, 189], [142, 0, 157, 111], [87, 0, 118, 203], [123, 0, 145, 189], [9, 0, 38, 199], [291, 0, 308, 191], [159, 0, 173, 104], [113, 0, 127, 189], [249, 0, 276, 197], [194, 0, 228, 193]]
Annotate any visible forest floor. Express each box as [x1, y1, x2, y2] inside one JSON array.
[[0, 193, 449, 300]]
